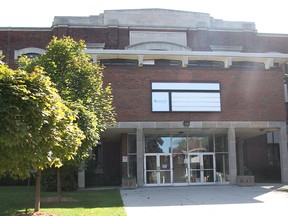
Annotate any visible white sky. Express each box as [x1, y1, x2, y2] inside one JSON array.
[[1, 0, 288, 34]]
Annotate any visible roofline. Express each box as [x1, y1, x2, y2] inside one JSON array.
[[0, 27, 51, 31], [257, 33, 288, 37], [86, 49, 288, 59]]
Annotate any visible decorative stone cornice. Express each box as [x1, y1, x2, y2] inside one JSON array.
[[53, 9, 256, 32], [86, 49, 288, 69]]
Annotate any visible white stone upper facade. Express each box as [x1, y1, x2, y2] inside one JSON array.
[[53, 8, 256, 31]]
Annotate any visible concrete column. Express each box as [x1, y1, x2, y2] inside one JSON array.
[[78, 162, 85, 188], [91, 54, 97, 63], [228, 127, 237, 184], [279, 126, 288, 183], [136, 128, 144, 187]]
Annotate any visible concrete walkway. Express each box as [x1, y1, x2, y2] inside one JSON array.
[[120, 184, 288, 216]]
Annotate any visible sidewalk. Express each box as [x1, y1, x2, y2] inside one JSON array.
[[120, 184, 288, 216]]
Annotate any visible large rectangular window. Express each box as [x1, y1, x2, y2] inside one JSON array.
[[151, 82, 221, 112]]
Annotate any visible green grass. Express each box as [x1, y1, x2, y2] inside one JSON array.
[[0, 186, 126, 216]]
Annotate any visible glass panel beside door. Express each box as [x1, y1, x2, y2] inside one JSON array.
[[189, 153, 215, 184], [145, 155, 157, 184]]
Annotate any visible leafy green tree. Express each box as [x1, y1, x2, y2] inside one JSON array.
[[0, 63, 85, 212], [19, 36, 115, 193]]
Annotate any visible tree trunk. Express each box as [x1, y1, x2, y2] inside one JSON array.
[[57, 167, 62, 200], [34, 169, 41, 212]]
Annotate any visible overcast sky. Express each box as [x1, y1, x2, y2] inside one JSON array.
[[1, 0, 288, 34]]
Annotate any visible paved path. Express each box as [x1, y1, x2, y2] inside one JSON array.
[[120, 184, 288, 216]]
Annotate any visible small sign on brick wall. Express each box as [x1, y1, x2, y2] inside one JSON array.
[[122, 156, 128, 163]]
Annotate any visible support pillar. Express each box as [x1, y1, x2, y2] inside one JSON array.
[[228, 127, 237, 184], [136, 128, 144, 187], [279, 126, 288, 183]]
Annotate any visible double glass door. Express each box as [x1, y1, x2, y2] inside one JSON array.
[[144, 153, 215, 185], [144, 154, 172, 186]]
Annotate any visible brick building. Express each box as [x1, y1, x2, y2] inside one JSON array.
[[1, 9, 288, 187]]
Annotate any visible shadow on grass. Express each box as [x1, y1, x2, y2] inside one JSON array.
[[0, 186, 124, 216]]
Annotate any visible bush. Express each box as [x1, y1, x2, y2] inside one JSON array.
[[0, 174, 35, 186], [85, 158, 121, 187], [41, 165, 78, 191]]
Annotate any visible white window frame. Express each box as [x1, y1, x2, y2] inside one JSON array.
[[14, 47, 45, 60], [151, 82, 221, 112]]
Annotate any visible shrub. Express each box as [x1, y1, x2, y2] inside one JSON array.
[[0, 174, 35, 186], [85, 158, 121, 187], [41, 165, 78, 191]]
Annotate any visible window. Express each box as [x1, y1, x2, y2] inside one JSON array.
[[142, 59, 181, 67], [145, 135, 171, 153], [230, 61, 265, 69], [151, 82, 221, 112], [14, 47, 45, 60], [127, 134, 137, 177], [23, 53, 40, 59], [187, 60, 223, 69], [100, 59, 138, 66], [267, 131, 280, 165]]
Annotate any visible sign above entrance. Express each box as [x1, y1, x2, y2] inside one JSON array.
[[151, 82, 221, 112]]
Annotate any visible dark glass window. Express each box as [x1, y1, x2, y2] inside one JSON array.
[[154, 59, 181, 67], [187, 60, 223, 68], [230, 61, 265, 69], [100, 59, 138, 66], [23, 53, 40, 59]]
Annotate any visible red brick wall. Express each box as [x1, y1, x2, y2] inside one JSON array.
[[0, 30, 52, 68], [55, 27, 130, 49], [2, 27, 288, 66], [254, 35, 288, 53], [103, 66, 286, 122]]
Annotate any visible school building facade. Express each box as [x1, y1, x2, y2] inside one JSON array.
[[1, 9, 288, 187]]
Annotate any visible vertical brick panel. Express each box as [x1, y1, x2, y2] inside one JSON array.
[[103, 66, 286, 122]]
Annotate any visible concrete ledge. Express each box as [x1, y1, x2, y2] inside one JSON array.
[[107, 121, 285, 129]]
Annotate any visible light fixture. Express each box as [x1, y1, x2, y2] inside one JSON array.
[[183, 121, 190, 127]]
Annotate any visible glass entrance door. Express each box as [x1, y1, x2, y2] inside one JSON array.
[[189, 153, 215, 184], [144, 154, 172, 186]]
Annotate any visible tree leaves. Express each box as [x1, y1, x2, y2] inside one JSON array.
[[20, 36, 116, 164], [0, 36, 116, 180], [0, 63, 85, 179]]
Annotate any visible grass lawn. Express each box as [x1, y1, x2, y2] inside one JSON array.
[[0, 186, 126, 216]]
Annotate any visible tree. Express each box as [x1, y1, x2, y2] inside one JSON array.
[[19, 36, 115, 194], [0, 63, 85, 212]]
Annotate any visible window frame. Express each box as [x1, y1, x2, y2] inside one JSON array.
[[151, 82, 221, 112]]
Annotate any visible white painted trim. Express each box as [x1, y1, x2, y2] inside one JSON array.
[[86, 49, 288, 58], [14, 47, 45, 60], [86, 49, 288, 68], [152, 82, 220, 90]]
